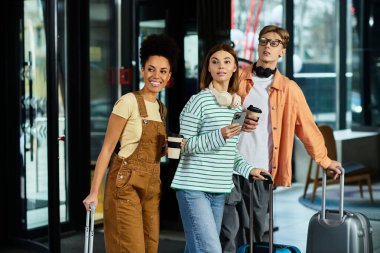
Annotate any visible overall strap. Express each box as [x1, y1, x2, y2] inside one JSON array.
[[133, 91, 148, 118]]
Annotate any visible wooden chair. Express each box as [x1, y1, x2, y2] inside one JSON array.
[[303, 125, 374, 203]]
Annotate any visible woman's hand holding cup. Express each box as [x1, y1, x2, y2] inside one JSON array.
[[168, 134, 184, 159]]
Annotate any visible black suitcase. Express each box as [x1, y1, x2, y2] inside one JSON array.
[[84, 203, 95, 253], [237, 174, 301, 253], [306, 168, 373, 253]]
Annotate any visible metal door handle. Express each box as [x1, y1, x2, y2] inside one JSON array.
[[57, 136, 65, 141]]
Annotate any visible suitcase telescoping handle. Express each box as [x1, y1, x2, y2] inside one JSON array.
[[249, 173, 274, 253], [321, 167, 345, 220], [84, 202, 95, 253]]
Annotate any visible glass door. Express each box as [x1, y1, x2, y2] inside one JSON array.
[[21, 0, 68, 230]]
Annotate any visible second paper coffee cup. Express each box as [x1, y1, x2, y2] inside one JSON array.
[[168, 134, 184, 159], [247, 105, 262, 122]]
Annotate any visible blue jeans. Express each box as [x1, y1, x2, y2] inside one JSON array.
[[176, 190, 226, 253]]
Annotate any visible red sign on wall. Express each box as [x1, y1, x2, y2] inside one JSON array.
[[120, 67, 132, 85]]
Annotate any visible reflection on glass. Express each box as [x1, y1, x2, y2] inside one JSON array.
[[293, 0, 337, 127], [23, 0, 49, 229], [23, 0, 68, 229], [349, 0, 371, 128], [231, 0, 351, 128], [184, 34, 198, 79], [230, 0, 283, 65], [89, 0, 119, 221], [89, 0, 117, 164]]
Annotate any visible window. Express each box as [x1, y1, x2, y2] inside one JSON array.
[[293, 0, 338, 127], [231, 0, 364, 129]]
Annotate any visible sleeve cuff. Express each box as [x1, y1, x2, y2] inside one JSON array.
[[320, 157, 332, 169], [240, 164, 253, 179], [217, 129, 226, 145]]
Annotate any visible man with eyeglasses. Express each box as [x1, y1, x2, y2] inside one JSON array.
[[220, 25, 341, 253]]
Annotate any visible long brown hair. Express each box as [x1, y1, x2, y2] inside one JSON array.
[[199, 43, 240, 94]]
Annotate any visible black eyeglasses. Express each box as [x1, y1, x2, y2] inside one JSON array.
[[258, 38, 283, 47]]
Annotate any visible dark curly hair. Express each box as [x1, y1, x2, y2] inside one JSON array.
[[140, 34, 180, 72]]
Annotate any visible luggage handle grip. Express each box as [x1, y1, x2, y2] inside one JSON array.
[[249, 172, 274, 253], [84, 202, 96, 253], [322, 167, 345, 220], [248, 172, 273, 184]]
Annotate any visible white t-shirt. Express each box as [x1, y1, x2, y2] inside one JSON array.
[[237, 74, 274, 171], [112, 92, 162, 158]]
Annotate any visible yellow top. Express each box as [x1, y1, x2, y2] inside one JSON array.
[[112, 92, 162, 158]]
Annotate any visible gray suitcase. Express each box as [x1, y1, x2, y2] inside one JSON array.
[[306, 168, 373, 253], [84, 203, 95, 253]]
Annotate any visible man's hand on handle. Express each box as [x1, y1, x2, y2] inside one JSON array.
[[326, 160, 342, 180]]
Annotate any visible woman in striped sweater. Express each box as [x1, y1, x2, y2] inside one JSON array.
[[171, 44, 269, 253]]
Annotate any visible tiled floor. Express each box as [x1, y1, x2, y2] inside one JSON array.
[[272, 183, 379, 252], [159, 182, 380, 253], [1, 183, 378, 253], [273, 183, 318, 251]]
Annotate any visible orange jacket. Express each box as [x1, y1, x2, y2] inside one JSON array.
[[238, 65, 332, 187]]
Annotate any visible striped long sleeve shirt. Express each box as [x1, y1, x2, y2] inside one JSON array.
[[171, 89, 253, 193]]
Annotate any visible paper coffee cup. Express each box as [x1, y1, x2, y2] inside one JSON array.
[[247, 105, 262, 122], [168, 134, 184, 159]]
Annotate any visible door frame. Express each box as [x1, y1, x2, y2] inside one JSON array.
[[1, 0, 91, 251]]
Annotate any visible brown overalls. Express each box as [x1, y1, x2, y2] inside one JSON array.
[[103, 91, 167, 253]]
